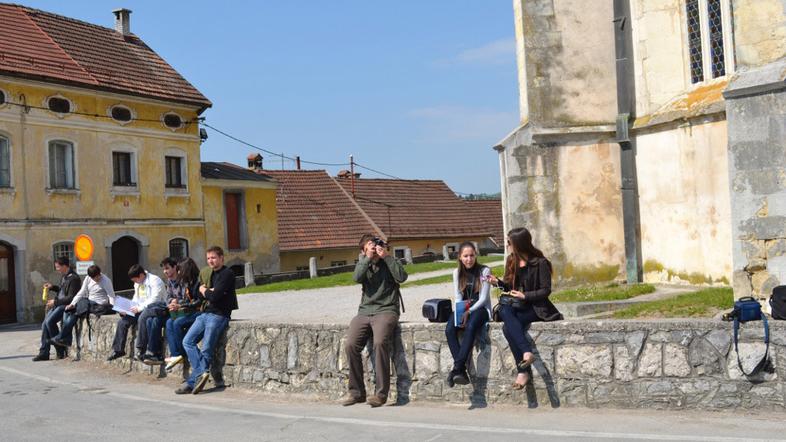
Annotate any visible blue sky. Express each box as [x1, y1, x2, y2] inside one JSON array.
[[22, 1, 519, 194]]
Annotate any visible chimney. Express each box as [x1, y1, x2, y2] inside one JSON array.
[[112, 8, 132, 35], [247, 153, 264, 172]]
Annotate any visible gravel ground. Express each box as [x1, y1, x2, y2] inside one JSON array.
[[235, 261, 505, 325], [235, 280, 456, 324]]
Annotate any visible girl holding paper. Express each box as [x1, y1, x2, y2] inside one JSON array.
[[444, 242, 491, 387]]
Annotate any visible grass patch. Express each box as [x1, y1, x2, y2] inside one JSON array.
[[612, 287, 733, 319], [239, 255, 506, 293], [550, 283, 656, 303]]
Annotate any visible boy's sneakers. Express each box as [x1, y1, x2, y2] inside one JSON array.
[[106, 351, 125, 361], [165, 355, 184, 371], [174, 384, 193, 395], [32, 353, 49, 362], [192, 372, 210, 395]]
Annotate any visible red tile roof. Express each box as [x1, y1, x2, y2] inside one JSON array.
[[335, 177, 491, 240], [464, 199, 504, 246], [0, 4, 211, 109], [262, 170, 382, 251]]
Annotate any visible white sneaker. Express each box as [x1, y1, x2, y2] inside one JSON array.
[[165, 355, 184, 371]]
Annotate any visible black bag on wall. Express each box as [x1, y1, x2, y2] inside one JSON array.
[[422, 298, 452, 323], [770, 286, 786, 320]]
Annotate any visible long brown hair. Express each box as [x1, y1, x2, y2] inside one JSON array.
[[503, 227, 551, 287], [456, 242, 483, 295]]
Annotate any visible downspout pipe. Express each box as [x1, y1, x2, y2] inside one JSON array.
[[613, 0, 643, 283]]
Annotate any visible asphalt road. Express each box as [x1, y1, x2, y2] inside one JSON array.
[[2, 324, 785, 442]]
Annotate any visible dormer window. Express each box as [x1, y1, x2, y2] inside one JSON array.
[[110, 105, 133, 123], [47, 96, 71, 114], [163, 112, 183, 129]]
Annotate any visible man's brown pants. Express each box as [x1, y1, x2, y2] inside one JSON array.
[[344, 312, 398, 401]]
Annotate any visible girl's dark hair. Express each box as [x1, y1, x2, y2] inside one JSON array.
[[456, 241, 482, 295], [176, 257, 200, 286], [503, 227, 551, 286]]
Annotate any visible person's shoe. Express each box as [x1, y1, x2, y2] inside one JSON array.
[[134, 351, 146, 361], [367, 396, 387, 408], [453, 371, 470, 385], [174, 384, 193, 395], [32, 353, 49, 362], [55, 349, 67, 360], [340, 394, 366, 406], [446, 370, 456, 388], [106, 351, 125, 361], [165, 355, 184, 371], [50, 337, 70, 348], [192, 372, 210, 395], [143, 354, 164, 366], [517, 353, 536, 371]]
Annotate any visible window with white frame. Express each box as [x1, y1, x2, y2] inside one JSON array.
[[169, 238, 189, 260], [686, 0, 734, 84], [0, 136, 10, 187], [52, 242, 75, 265], [112, 151, 136, 187], [48, 140, 76, 189]]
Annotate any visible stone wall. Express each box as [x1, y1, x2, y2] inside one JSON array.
[[78, 316, 786, 410]]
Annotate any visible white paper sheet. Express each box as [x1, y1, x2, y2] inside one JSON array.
[[112, 296, 138, 316]]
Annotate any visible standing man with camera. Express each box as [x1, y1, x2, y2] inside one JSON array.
[[341, 234, 408, 407]]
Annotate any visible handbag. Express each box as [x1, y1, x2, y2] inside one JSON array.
[[422, 298, 451, 322], [769, 285, 786, 320], [729, 297, 770, 376]]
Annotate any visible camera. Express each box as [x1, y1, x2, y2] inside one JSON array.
[[371, 237, 387, 247]]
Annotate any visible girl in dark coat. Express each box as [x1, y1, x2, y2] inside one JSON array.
[[488, 227, 563, 389]]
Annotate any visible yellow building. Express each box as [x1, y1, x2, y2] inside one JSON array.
[[0, 6, 277, 323], [201, 162, 280, 276]]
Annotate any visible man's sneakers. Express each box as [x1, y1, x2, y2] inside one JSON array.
[[106, 351, 125, 361], [192, 372, 210, 395], [50, 337, 69, 348], [174, 384, 193, 395], [164, 355, 184, 371], [367, 396, 387, 408], [32, 353, 49, 362], [340, 394, 366, 406], [55, 348, 67, 360], [452, 370, 470, 386], [142, 354, 164, 366]]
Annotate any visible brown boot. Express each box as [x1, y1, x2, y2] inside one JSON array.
[[367, 396, 386, 408], [340, 394, 366, 406]]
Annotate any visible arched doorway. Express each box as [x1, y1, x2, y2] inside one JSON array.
[[0, 242, 16, 324], [111, 236, 139, 291]]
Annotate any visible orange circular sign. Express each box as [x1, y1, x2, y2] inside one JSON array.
[[74, 234, 94, 261]]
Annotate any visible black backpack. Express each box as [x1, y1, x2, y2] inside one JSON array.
[[769, 285, 786, 319]]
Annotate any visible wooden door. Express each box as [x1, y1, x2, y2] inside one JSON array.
[[225, 192, 242, 250], [111, 236, 139, 291], [0, 243, 16, 324]]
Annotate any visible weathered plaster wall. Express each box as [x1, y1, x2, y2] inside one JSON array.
[[82, 317, 786, 410], [516, 0, 617, 127], [498, 129, 625, 284], [637, 119, 732, 284], [731, 0, 786, 69], [202, 184, 280, 275], [630, 0, 691, 117]]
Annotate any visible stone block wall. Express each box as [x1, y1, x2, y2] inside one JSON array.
[[77, 316, 786, 410]]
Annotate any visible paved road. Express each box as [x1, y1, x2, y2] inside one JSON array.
[[2, 324, 785, 441]]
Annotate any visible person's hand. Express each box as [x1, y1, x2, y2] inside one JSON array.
[[375, 245, 387, 258], [46, 299, 55, 308], [485, 274, 499, 285], [43, 282, 53, 290], [510, 290, 525, 300], [65, 304, 75, 311], [130, 306, 139, 314], [199, 285, 208, 295], [364, 241, 376, 258], [461, 310, 470, 327]]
